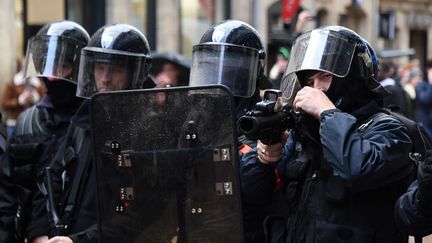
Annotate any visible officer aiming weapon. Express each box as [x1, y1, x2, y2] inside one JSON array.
[[237, 89, 300, 145]]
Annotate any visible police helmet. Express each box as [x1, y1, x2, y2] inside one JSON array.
[[281, 25, 389, 107], [189, 20, 267, 98], [77, 24, 152, 98], [24, 20, 90, 84]]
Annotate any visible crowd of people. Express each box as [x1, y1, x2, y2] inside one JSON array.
[[0, 16, 431, 243], [377, 59, 432, 138]]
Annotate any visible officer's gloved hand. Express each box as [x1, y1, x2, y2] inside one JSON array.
[[416, 150, 432, 210], [418, 150, 432, 188]]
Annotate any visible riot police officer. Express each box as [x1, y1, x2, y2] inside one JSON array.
[[189, 19, 271, 122], [4, 20, 90, 242], [31, 23, 154, 243], [188, 19, 272, 243], [240, 26, 413, 243]]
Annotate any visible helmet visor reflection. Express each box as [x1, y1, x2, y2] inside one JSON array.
[[76, 47, 150, 98], [24, 35, 85, 84], [280, 73, 302, 107], [189, 43, 259, 98], [284, 29, 357, 78]]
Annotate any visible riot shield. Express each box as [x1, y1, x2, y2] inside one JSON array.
[[90, 85, 242, 243]]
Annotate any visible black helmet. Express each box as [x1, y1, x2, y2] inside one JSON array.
[[24, 20, 90, 84], [281, 25, 389, 108], [77, 24, 153, 98], [189, 20, 267, 97]]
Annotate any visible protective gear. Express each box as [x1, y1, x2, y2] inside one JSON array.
[[23, 20, 90, 84], [395, 180, 432, 238], [0, 116, 17, 243], [77, 24, 153, 98], [281, 26, 389, 108], [8, 105, 77, 241], [395, 149, 432, 238], [43, 81, 81, 108], [90, 86, 241, 242], [418, 150, 432, 188], [241, 101, 413, 243], [189, 20, 267, 98]]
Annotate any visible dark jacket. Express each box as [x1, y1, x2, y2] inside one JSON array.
[[240, 101, 413, 243], [28, 101, 98, 243], [0, 117, 18, 243], [394, 180, 432, 238], [6, 103, 77, 242], [380, 78, 413, 119]]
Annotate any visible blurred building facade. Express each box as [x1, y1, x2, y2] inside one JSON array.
[[1, 0, 432, 99]]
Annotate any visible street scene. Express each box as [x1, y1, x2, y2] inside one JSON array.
[[0, 0, 432, 242]]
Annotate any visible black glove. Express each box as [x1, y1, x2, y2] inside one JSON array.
[[416, 150, 432, 212], [418, 150, 432, 189]]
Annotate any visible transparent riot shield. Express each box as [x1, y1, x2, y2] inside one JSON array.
[[90, 85, 242, 243]]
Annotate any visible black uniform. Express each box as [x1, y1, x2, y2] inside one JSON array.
[[6, 20, 90, 242], [0, 113, 18, 243], [240, 26, 414, 243], [32, 23, 154, 242], [241, 103, 413, 243], [395, 181, 432, 238], [188, 20, 271, 242], [395, 150, 432, 238], [9, 100, 82, 241], [30, 101, 98, 241]]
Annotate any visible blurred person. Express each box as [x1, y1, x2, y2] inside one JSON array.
[[240, 26, 413, 243], [31, 23, 155, 243], [406, 68, 423, 98], [0, 59, 45, 137], [282, 9, 315, 45], [295, 10, 314, 30], [4, 20, 90, 243], [152, 61, 180, 88], [149, 51, 191, 87], [400, 64, 416, 99], [414, 60, 432, 138], [378, 60, 413, 118], [269, 47, 290, 89], [267, 8, 313, 91], [149, 51, 191, 106]]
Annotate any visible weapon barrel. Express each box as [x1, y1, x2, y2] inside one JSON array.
[[237, 112, 289, 142]]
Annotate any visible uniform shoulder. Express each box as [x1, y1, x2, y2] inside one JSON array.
[[14, 105, 45, 136]]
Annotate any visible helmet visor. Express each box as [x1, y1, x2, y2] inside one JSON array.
[[283, 28, 357, 78], [280, 73, 302, 107], [24, 35, 86, 84], [189, 43, 259, 97], [77, 47, 150, 98]]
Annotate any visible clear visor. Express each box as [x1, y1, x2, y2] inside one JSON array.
[[280, 73, 302, 107], [77, 47, 150, 98], [189, 43, 259, 97], [23, 35, 86, 84], [284, 29, 357, 78]]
